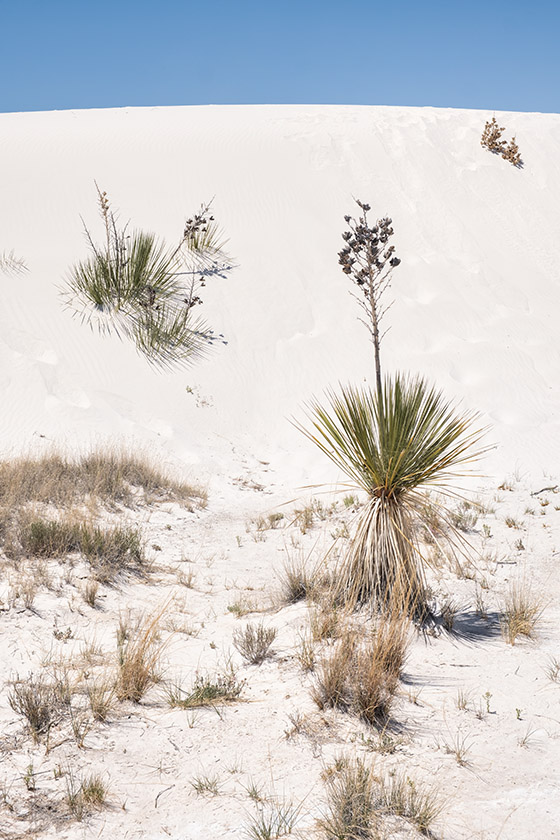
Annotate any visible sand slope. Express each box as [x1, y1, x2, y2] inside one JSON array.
[[1, 104, 559, 483]]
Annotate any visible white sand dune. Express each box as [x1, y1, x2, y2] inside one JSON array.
[[2, 104, 559, 484], [1, 105, 560, 840]]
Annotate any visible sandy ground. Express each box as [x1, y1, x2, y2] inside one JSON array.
[[1, 104, 559, 838]]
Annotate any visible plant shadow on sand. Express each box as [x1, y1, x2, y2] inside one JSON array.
[[436, 608, 503, 644]]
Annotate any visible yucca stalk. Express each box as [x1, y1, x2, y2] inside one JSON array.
[[301, 375, 488, 615]]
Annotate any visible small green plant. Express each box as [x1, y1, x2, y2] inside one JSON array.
[[244, 799, 301, 839], [443, 731, 471, 767], [165, 670, 244, 709], [483, 691, 493, 714], [505, 516, 522, 529], [233, 622, 277, 665], [319, 756, 377, 839], [23, 764, 36, 791], [243, 779, 267, 803], [190, 772, 221, 795], [227, 596, 256, 617], [456, 688, 470, 711]]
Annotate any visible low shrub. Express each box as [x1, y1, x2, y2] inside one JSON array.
[[313, 617, 409, 726], [8, 675, 63, 741], [233, 622, 277, 665], [165, 670, 244, 709]]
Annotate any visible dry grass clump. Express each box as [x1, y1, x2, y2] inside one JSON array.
[[14, 513, 145, 582], [376, 771, 443, 835], [116, 611, 166, 702], [87, 676, 116, 721], [233, 622, 277, 665], [65, 769, 109, 820], [80, 773, 108, 806], [8, 674, 63, 742], [310, 601, 344, 642], [312, 616, 409, 726], [501, 582, 543, 645], [278, 554, 327, 604], [0, 448, 206, 511], [320, 756, 379, 840]]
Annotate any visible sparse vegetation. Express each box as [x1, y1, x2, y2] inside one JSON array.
[[449, 500, 478, 532], [440, 597, 461, 631], [278, 554, 325, 604], [233, 622, 277, 665], [116, 610, 166, 702], [8, 674, 62, 741], [81, 773, 109, 806], [481, 117, 523, 167], [320, 756, 378, 839], [64, 186, 232, 368], [190, 772, 221, 795], [0, 448, 205, 510], [312, 616, 409, 726], [165, 669, 244, 709], [18, 515, 145, 582], [376, 770, 443, 834], [443, 731, 471, 766], [301, 376, 487, 616], [244, 799, 301, 839], [546, 657, 560, 683], [87, 676, 116, 721], [501, 582, 542, 644]]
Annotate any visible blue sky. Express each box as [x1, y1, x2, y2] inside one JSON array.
[[2, 0, 558, 114]]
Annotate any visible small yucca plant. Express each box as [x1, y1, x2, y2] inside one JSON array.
[[302, 375, 488, 615], [64, 186, 232, 369]]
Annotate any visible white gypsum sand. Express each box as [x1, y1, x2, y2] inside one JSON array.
[[0, 105, 559, 839]]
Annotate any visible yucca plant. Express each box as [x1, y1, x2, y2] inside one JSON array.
[[64, 186, 232, 369], [302, 375, 488, 616], [299, 202, 489, 617]]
